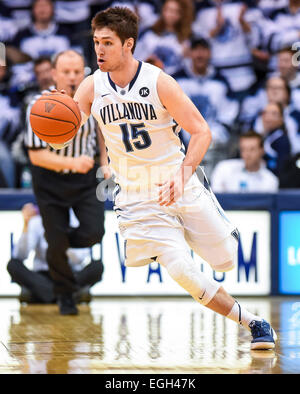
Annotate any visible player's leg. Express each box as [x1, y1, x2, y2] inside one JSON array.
[[157, 249, 277, 350], [179, 185, 276, 349]]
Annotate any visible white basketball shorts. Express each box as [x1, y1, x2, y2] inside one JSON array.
[[113, 172, 239, 269]]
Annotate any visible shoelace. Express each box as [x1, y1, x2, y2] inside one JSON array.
[[249, 321, 270, 337]]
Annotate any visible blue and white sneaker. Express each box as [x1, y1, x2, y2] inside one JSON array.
[[249, 319, 277, 350]]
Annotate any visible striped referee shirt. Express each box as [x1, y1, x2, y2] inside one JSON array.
[[24, 89, 97, 173]]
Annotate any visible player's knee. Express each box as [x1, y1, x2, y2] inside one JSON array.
[[208, 235, 238, 272], [158, 250, 220, 306], [213, 260, 235, 272]]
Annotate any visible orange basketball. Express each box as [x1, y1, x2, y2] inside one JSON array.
[[29, 93, 81, 144]]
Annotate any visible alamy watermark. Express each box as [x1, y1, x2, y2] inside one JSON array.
[[95, 159, 207, 205], [292, 42, 300, 67], [0, 42, 6, 66]]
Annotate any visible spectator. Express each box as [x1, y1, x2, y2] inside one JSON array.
[[7, 0, 72, 87], [273, 47, 300, 89], [173, 36, 239, 177], [256, 102, 291, 174], [249, 76, 300, 154], [279, 152, 300, 188], [135, 0, 194, 76], [24, 50, 106, 315], [0, 65, 20, 188], [7, 203, 104, 304], [239, 76, 299, 127], [19, 56, 54, 115], [211, 130, 279, 192], [192, 0, 264, 97]]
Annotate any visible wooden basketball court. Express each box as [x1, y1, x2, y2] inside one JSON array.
[[0, 296, 299, 374]]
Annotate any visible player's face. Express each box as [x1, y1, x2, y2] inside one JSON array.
[[239, 138, 263, 169], [93, 28, 132, 72], [52, 55, 85, 97]]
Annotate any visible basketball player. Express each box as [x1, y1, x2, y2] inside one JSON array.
[[71, 7, 276, 349]]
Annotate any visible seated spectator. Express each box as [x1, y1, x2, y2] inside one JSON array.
[[279, 152, 300, 188], [239, 76, 300, 129], [274, 47, 300, 89], [249, 76, 300, 154], [0, 65, 21, 188], [7, 0, 72, 87], [211, 130, 279, 192], [7, 203, 104, 304], [192, 0, 264, 97], [173, 36, 239, 177], [255, 102, 291, 175], [19, 56, 54, 115], [135, 0, 194, 76]]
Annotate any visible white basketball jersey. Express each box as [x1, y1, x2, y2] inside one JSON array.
[[91, 61, 184, 192]]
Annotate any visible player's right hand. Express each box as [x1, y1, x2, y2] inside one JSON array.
[[72, 155, 95, 173]]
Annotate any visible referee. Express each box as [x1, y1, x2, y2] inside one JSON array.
[[24, 50, 106, 315]]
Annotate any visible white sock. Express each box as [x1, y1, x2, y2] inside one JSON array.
[[226, 301, 262, 331]]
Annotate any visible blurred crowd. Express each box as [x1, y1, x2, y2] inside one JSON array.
[[1, 0, 300, 192]]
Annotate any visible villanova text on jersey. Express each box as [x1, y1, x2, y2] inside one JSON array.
[[99, 102, 157, 124]]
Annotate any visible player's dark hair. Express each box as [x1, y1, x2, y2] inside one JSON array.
[[91, 7, 139, 53], [240, 130, 264, 148]]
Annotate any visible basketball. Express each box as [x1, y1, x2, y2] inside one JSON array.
[[29, 93, 82, 144]]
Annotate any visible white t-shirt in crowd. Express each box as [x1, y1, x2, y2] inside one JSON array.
[[210, 158, 279, 193]]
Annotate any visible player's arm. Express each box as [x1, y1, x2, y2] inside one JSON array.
[[157, 72, 212, 205], [73, 75, 94, 127]]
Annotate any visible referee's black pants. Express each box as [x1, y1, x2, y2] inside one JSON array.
[[31, 164, 105, 296]]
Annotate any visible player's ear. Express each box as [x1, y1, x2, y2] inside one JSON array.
[[125, 38, 134, 51]]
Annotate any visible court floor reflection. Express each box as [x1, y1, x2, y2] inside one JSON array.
[[0, 297, 299, 373]]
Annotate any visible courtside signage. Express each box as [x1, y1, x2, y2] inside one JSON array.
[[0, 210, 271, 296], [279, 212, 300, 294]]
